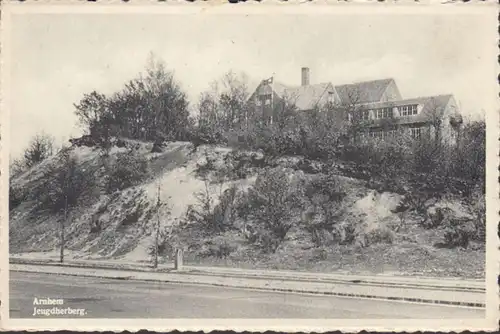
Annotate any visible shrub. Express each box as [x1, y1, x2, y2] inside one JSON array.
[[9, 185, 27, 211], [360, 227, 395, 247], [105, 151, 149, 193], [441, 221, 475, 249], [470, 189, 485, 243], [188, 182, 239, 234], [242, 168, 304, 253], [302, 173, 346, 246], [203, 237, 238, 259]]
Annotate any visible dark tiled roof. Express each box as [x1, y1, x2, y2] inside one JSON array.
[[335, 78, 396, 104], [364, 94, 456, 126]]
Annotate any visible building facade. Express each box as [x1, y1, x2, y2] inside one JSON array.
[[248, 67, 462, 145]]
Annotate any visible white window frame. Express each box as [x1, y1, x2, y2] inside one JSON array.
[[361, 110, 370, 120], [399, 104, 418, 117], [373, 107, 392, 119], [409, 126, 422, 139]]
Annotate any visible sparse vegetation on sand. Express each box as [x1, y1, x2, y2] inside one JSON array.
[[9, 55, 485, 278]]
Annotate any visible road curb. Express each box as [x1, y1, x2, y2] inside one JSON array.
[[11, 264, 486, 309], [9, 258, 484, 293]]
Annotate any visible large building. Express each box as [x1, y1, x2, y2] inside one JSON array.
[[248, 67, 463, 144]]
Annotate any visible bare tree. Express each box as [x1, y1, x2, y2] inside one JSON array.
[[23, 133, 55, 168], [37, 148, 94, 263], [336, 86, 370, 141], [424, 98, 448, 144], [197, 70, 252, 134]]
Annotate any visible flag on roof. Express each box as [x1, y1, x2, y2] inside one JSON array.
[[262, 77, 273, 85]]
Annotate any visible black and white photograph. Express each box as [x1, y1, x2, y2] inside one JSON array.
[[1, 3, 498, 331]]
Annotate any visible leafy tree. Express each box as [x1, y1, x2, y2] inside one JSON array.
[[74, 91, 110, 138], [74, 53, 191, 143]]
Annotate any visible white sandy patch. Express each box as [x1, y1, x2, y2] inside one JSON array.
[[354, 191, 402, 230]]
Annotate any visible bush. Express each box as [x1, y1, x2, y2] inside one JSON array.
[[471, 192, 486, 242], [360, 227, 395, 247], [441, 221, 475, 249], [105, 151, 149, 193], [200, 234, 240, 259], [302, 172, 346, 246], [187, 181, 240, 234], [242, 168, 305, 253], [9, 185, 27, 211]]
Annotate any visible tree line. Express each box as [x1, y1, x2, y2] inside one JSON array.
[[12, 54, 485, 195]]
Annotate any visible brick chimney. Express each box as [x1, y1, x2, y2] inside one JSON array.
[[301, 67, 310, 86]]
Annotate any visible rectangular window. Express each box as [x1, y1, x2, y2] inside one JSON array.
[[373, 107, 392, 119], [410, 127, 421, 139], [361, 110, 370, 120], [399, 104, 418, 116], [258, 94, 272, 106], [256, 99, 262, 106], [328, 91, 335, 103]]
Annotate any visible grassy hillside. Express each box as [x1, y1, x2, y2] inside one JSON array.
[[9, 138, 485, 278]]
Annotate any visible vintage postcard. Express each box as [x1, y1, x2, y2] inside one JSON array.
[[1, 2, 498, 332]]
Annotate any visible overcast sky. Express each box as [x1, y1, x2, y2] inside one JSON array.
[[8, 9, 497, 158]]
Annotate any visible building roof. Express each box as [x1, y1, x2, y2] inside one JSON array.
[[335, 78, 396, 105], [282, 83, 332, 111], [272, 81, 293, 98], [364, 94, 457, 126]]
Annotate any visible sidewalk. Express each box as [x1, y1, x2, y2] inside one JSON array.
[[9, 257, 485, 291], [10, 258, 485, 308]]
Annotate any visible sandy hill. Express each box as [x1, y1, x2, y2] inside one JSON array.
[[9, 138, 485, 278]]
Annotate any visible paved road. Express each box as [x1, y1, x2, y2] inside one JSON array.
[[10, 271, 484, 319]]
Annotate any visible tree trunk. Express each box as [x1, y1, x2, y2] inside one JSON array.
[[154, 215, 159, 269], [153, 182, 161, 269], [60, 195, 68, 263]]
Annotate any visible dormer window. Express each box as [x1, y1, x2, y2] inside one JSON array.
[[360, 110, 370, 120], [399, 104, 418, 116], [374, 107, 392, 119]]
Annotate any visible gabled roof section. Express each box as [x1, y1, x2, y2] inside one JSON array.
[[364, 94, 456, 126], [248, 79, 292, 99], [335, 78, 396, 105], [283, 83, 333, 111], [272, 81, 293, 98]]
